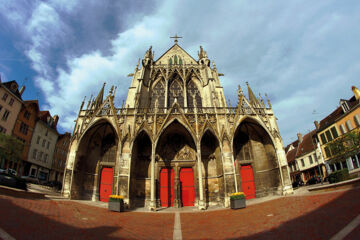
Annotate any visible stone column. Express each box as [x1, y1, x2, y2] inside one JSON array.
[[197, 142, 206, 210], [174, 164, 180, 208], [149, 143, 156, 210]]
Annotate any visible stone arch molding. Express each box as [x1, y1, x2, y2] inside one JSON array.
[[78, 117, 120, 147], [232, 115, 277, 148], [154, 117, 197, 147]]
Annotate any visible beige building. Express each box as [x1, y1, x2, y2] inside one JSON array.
[[63, 40, 293, 210], [316, 86, 360, 176], [27, 111, 59, 181], [0, 80, 24, 135], [286, 131, 325, 184]]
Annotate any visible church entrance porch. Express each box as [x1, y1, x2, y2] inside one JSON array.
[[71, 121, 118, 201], [155, 120, 198, 208]]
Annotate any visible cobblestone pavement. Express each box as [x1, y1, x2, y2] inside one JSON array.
[[0, 186, 359, 240]]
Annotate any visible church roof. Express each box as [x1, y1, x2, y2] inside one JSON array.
[[154, 43, 198, 65]]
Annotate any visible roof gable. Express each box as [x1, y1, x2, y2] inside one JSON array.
[[155, 44, 198, 65], [296, 130, 316, 157]]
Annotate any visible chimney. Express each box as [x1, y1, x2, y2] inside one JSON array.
[[314, 121, 320, 130], [297, 133, 303, 143], [352, 86, 360, 100], [53, 115, 59, 127], [19, 85, 26, 96]]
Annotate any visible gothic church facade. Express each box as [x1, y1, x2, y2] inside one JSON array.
[[63, 40, 293, 210]]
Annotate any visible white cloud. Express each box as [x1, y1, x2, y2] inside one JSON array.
[[2, 0, 360, 145]]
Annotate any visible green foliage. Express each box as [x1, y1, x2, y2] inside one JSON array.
[[0, 133, 24, 163], [328, 169, 350, 184], [328, 130, 360, 163]]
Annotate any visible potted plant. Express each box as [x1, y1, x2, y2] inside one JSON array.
[[108, 195, 124, 212], [230, 192, 246, 209]]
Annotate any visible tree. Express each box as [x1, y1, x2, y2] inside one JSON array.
[[0, 133, 24, 167], [328, 130, 360, 164]]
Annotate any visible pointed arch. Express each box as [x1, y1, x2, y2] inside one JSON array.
[[168, 73, 184, 107], [129, 130, 152, 207], [71, 120, 118, 201], [233, 117, 281, 199], [187, 79, 202, 108], [156, 118, 196, 147], [201, 129, 224, 206], [150, 79, 165, 108], [155, 119, 197, 162]]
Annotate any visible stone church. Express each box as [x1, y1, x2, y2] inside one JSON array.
[[62, 38, 293, 210]]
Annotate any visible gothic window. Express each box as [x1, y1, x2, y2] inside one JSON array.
[[174, 55, 178, 64], [187, 80, 202, 108], [168, 78, 184, 107], [169, 58, 172, 65], [179, 57, 182, 65], [150, 81, 165, 108]]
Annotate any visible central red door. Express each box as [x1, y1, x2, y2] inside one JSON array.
[[160, 168, 174, 207], [99, 167, 113, 202], [180, 168, 195, 206], [240, 165, 255, 200]]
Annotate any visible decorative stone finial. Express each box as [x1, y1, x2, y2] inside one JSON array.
[[237, 85, 243, 95], [265, 93, 272, 108]]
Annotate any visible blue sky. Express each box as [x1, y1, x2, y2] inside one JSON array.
[[1, 0, 360, 145]]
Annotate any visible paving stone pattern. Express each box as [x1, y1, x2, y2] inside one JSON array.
[[0, 187, 359, 239]]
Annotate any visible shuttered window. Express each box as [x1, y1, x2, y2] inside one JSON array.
[[354, 114, 360, 127], [340, 124, 346, 135], [346, 120, 353, 131], [320, 133, 327, 144], [330, 127, 338, 139], [325, 130, 333, 142]]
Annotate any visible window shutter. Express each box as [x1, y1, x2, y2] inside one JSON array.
[[346, 120, 353, 131], [354, 114, 360, 127]]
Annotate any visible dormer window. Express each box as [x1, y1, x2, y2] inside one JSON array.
[[340, 100, 350, 112], [10, 83, 18, 92]]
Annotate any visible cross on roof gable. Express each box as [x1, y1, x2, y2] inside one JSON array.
[[155, 44, 198, 65]]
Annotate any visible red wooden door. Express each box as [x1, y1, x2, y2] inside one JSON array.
[[160, 168, 174, 207], [180, 168, 195, 206], [240, 165, 255, 200], [100, 167, 113, 202]]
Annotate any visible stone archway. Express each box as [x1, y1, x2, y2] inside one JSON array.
[[71, 121, 118, 201], [201, 130, 224, 206], [156, 120, 197, 207], [129, 131, 152, 208], [233, 118, 280, 198]]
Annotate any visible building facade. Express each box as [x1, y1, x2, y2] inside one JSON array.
[[11, 100, 39, 176], [50, 132, 71, 182], [286, 131, 325, 184], [63, 41, 293, 210], [27, 111, 59, 181], [0, 80, 24, 173], [316, 86, 360, 176]]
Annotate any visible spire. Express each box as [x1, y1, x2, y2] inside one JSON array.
[[259, 93, 265, 108], [212, 61, 217, 70], [87, 94, 93, 110], [246, 82, 260, 107], [80, 96, 86, 110], [93, 82, 105, 109], [265, 93, 272, 108]]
